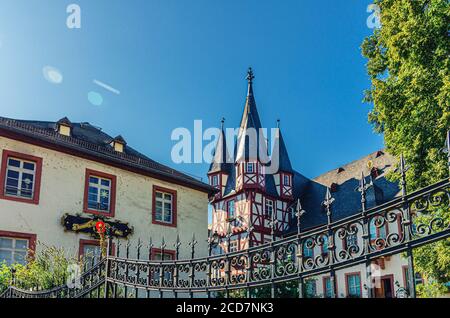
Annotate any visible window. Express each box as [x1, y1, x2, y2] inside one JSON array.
[[321, 236, 329, 255], [246, 162, 255, 173], [265, 199, 274, 218], [150, 248, 175, 281], [346, 273, 361, 297], [0, 237, 28, 265], [152, 186, 177, 227], [0, 150, 42, 204], [88, 177, 111, 211], [304, 279, 316, 298], [229, 241, 238, 253], [303, 240, 314, 259], [151, 249, 175, 261], [402, 266, 411, 291], [345, 233, 358, 249], [211, 175, 219, 186], [83, 169, 116, 216], [370, 218, 387, 241], [79, 240, 102, 268], [283, 174, 291, 186], [323, 277, 333, 298], [0, 231, 36, 266], [227, 200, 235, 219]]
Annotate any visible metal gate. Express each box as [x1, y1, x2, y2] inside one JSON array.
[[1, 153, 449, 298]]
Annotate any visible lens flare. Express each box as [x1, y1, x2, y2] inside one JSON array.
[[88, 91, 103, 106], [42, 66, 63, 84]]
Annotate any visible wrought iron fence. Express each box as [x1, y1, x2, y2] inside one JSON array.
[[1, 152, 450, 299]]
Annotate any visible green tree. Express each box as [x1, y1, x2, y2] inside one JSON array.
[[0, 245, 81, 294], [361, 0, 450, 296]]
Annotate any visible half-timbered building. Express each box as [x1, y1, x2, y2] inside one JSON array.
[[208, 69, 414, 298]]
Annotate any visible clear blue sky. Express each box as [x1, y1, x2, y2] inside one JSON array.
[[0, 0, 383, 182]]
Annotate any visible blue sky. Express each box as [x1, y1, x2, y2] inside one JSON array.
[[0, 0, 382, 182]]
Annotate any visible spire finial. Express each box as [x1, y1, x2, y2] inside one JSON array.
[[322, 187, 334, 224], [220, 117, 225, 130], [246, 67, 254, 83], [276, 119, 280, 129]]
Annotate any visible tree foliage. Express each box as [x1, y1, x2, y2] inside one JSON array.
[[0, 245, 80, 294], [361, 0, 450, 295]]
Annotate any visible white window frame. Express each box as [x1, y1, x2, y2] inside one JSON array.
[[155, 191, 174, 224], [246, 162, 255, 173], [265, 199, 274, 218], [283, 174, 291, 186], [211, 175, 219, 186], [0, 236, 29, 265], [88, 175, 112, 212], [4, 157, 36, 199], [229, 240, 238, 253]]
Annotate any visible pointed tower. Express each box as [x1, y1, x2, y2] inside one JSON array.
[[209, 68, 296, 253], [235, 68, 267, 191], [208, 118, 232, 199], [272, 121, 294, 199]]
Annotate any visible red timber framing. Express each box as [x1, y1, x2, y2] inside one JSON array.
[[279, 172, 293, 199], [236, 162, 265, 191], [0, 149, 43, 205], [208, 172, 224, 200], [211, 186, 294, 251]]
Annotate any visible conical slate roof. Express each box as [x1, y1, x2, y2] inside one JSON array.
[[208, 123, 232, 174], [271, 126, 293, 173], [235, 68, 269, 163]]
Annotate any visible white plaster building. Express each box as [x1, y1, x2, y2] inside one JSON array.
[[0, 116, 213, 265]]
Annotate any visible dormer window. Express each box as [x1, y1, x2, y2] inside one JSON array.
[[246, 162, 255, 173], [211, 175, 219, 186], [111, 135, 126, 153], [56, 117, 72, 137], [283, 174, 291, 186]]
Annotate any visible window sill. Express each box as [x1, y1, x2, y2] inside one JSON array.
[[152, 219, 177, 228], [83, 207, 115, 218], [0, 193, 39, 205]]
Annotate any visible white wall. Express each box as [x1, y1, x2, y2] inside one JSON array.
[[0, 137, 209, 260]]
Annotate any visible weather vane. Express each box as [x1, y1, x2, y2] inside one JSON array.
[[246, 67, 254, 83]]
